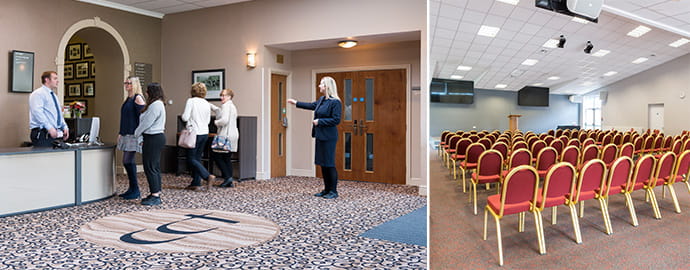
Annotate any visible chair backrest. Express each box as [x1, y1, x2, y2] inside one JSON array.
[[468, 135, 480, 143], [582, 138, 595, 148], [527, 136, 538, 148], [508, 148, 532, 169], [604, 157, 633, 196], [578, 132, 588, 142], [574, 159, 607, 203], [600, 144, 619, 164], [567, 138, 580, 148], [561, 145, 580, 167], [558, 136, 569, 147], [447, 135, 462, 150], [538, 162, 577, 210], [580, 144, 599, 165], [670, 139, 683, 155], [531, 140, 547, 157], [464, 143, 486, 164], [478, 138, 492, 150], [671, 150, 690, 184], [547, 129, 555, 136], [550, 140, 564, 154], [455, 138, 473, 157], [536, 147, 558, 171], [619, 142, 634, 158], [440, 131, 450, 144], [627, 155, 656, 193], [476, 150, 504, 177], [653, 135, 664, 150], [602, 134, 613, 145], [491, 142, 509, 161], [498, 165, 540, 217], [613, 133, 623, 145], [622, 133, 631, 144], [555, 129, 563, 137], [544, 136, 555, 145], [643, 136, 654, 152], [512, 141, 528, 151], [653, 152, 676, 187], [539, 133, 548, 140], [662, 136, 673, 150]]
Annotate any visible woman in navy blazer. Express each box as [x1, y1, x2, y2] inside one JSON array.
[[288, 76, 342, 199]]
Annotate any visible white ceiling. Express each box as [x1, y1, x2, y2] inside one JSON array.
[[78, 0, 253, 17], [430, 0, 690, 95]]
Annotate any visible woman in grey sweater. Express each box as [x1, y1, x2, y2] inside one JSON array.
[[134, 83, 167, 206]]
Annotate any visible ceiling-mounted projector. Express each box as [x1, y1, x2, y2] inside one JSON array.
[[535, 0, 602, 23]]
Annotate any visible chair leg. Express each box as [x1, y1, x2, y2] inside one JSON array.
[[579, 201, 585, 218], [483, 208, 489, 240], [518, 212, 525, 232], [551, 206, 558, 225], [647, 189, 662, 219], [624, 193, 639, 227], [534, 210, 546, 255], [472, 182, 477, 215], [452, 160, 457, 179], [666, 184, 681, 213], [662, 185, 666, 199], [486, 183, 490, 190], [461, 168, 467, 193], [495, 216, 503, 266], [598, 197, 613, 235], [568, 203, 582, 244]]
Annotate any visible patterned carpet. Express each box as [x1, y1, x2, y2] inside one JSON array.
[[429, 150, 690, 269], [0, 173, 427, 269]]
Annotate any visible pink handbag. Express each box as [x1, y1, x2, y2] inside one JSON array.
[[178, 127, 196, 148]]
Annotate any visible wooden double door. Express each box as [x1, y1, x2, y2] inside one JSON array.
[[316, 69, 406, 184]]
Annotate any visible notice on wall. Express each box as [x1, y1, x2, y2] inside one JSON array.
[[134, 62, 152, 88]]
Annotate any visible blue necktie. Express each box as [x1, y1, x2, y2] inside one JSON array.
[[50, 91, 63, 129]]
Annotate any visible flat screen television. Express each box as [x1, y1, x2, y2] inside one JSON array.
[[430, 78, 474, 104], [518, 86, 549, 107]]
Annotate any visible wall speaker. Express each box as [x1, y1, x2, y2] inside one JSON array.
[[599, 91, 608, 103], [569, 95, 583, 103]]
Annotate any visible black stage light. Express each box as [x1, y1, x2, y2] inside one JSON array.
[[584, 41, 593, 54], [558, 35, 566, 48]]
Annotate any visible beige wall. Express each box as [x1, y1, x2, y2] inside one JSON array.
[[289, 41, 422, 184], [161, 0, 426, 183], [600, 52, 690, 135], [0, 0, 161, 147]]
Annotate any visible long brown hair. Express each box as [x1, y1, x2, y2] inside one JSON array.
[[142, 83, 165, 112]]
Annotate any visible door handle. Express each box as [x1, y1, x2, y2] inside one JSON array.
[[359, 119, 367, 136], [353, 120, 358, 135]]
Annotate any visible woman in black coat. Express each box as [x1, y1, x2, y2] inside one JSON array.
[[288, 76, 342, 199]]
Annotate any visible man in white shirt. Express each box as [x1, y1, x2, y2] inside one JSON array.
[[29, 71, 69, 147]]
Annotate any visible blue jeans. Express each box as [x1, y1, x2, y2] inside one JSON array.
[[187, 134, 210, 186]]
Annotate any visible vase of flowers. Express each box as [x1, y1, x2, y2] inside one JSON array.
[[69, 101, 85, 118]]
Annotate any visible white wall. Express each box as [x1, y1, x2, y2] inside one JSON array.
[[600, 52, 690, 135]]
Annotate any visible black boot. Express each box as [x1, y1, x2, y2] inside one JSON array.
[[219, 178, 235, 187], [315, 166, 330, 196], [322, 167, 338, 199], [120, 163, 140, 199]]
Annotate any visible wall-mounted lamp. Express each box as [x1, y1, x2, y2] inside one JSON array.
[[246, 52, 256, 68], [338, 40, 358, 48]]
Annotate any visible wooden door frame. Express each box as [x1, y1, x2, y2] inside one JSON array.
[[311, 64, 411, 184], [267, 69, 293, 179]]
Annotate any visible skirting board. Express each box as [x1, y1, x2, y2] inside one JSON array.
[[418, 185, 427, 196], [289, 169, 314, 177]]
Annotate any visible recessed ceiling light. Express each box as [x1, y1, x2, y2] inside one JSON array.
[[521, 59, 539, 66], [495, 84, 508, 89], [456, 65, 472, 71], [542, 39, 559, 48], [547, 76, 560, 80], [571, 17, 590, 24], [496, 0, 519, 5], [450, 75, 464, 79], [632, 57, 648, 64], [591, 49, 610, 57], [603, 71, 618, 76], [669, 38, 690, 48], [627, 25, 651, 38], [337, 40, 358, 48], [477, 25, 500, 37], [533, 83, 544, 86]]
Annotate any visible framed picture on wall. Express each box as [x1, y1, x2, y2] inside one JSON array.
[[192, 69, 225, 100], [83, 81, 95, 97], [83, 43, 93, 58], [90, 62, 95, 78], [68, 44, 82, 61], [75, 62, 89, 79], [9, 50, 34, 93], [64, 64, 74, 80], [67, 83, 81, 97]]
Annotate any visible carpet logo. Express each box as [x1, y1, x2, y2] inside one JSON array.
[[79, 209, 280, 253]]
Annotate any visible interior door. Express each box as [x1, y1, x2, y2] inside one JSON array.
[[271, 74, 287, 177], [648, 103, 664, 132], [316, 69, 406, 184]]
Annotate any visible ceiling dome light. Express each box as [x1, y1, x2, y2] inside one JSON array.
[[338, 40, 358, 48]]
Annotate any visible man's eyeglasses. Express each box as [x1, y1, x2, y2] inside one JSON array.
[[123, 82, 132, 85]]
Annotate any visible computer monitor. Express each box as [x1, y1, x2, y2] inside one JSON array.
[[89, 117, 100, 143]]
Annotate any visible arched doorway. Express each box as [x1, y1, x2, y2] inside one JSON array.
[[56, 17, 131, 144]]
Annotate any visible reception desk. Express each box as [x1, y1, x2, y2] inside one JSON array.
[[0, 145, 115, 217]]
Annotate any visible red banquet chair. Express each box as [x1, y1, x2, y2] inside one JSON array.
[[600, 144, 619, 167], [501, 148, 532, 179], [449, 138, 472, 179], [579, 144, 599, 169], [535, 162, 582, 246], [664, 150, 690, 205], [458, 143, 486, 193], [483, 165, 543, 266], [572, 159, 610, 234], [535, 147, 558, 178], [619, 142, 634, 159], [622, 154, 660, 220], [597, 157, 635, 233], [648, 152, 680, 214], [560, 145, 580, 168], [471, 150, 504, 215]]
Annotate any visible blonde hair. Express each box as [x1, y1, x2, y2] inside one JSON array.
[[127, 76, 143, 96], [191, 82, 207, 98], [221, 89, 234, 99], [320, 76, 340, 100]]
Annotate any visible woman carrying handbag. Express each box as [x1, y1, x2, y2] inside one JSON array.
[[181, 82, 219, 191], [211, 89, 239, 187]]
